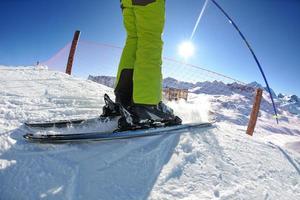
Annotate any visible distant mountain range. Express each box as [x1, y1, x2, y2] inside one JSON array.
[[88, 75, 278, 97], [88, 75, 300, 115], [88, 75, 116, 88]]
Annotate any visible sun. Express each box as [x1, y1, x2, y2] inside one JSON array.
[[178, 41, 195, 59]]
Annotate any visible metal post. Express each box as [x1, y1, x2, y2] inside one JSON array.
[[246, 88, 263, 136], [66, 30, 81, 75]]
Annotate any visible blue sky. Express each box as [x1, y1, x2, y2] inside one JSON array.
[[0, 0, 299, 96]]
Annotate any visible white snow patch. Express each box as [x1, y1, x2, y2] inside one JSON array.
[[0, 135, 16, 154], [0, 159, 16, 170], [167, 93, 211, 123], [0, 65, 300, 200]]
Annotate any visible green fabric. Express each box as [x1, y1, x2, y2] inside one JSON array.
[[116, 0, 165, 105]]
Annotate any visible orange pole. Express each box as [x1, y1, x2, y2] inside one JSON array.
[[246, 88, 263, 136], [66, 30, 80, 75]]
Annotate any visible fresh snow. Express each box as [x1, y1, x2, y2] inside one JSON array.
[[0, 65, 300, 200]]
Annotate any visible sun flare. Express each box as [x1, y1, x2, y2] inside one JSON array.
[[178, 41, 195, 59]]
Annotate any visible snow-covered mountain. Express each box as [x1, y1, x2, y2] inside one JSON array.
[[277, 93, 300, 115], [246, 81, 277, 99], [88, 75, 116, 88], [278, 93, 300, 105], [163, 77, 195, 89], [89, 76, 274, 96], [89, 75, 300, 117], [1, 66, 300, 200]]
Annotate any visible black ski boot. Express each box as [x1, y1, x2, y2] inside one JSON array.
[[100, 94, 136, 131], [100, 94, 121, 118], [129, 102, 182, 126], [101, 94, 182, 131]]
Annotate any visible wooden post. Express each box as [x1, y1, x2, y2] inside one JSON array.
[[66, 30, 81, 75], [246, 88, 263, 136]]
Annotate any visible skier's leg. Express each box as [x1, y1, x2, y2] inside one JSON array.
[[123, 0, 181, 124], [133, 0, 165, 105], [115, 2, 137, 108]]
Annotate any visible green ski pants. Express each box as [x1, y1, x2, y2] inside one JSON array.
[[115, 0, 165, 105]]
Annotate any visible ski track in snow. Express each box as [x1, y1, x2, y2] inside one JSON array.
[[0, 66, 300, 199]]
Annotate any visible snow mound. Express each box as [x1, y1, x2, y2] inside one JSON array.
[[0, 66, 300, 200]]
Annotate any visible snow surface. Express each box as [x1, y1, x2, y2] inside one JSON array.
[[0, 66, 300, 200]]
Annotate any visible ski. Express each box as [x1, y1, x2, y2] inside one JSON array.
[[25, 94, 121, 128], [23, 122, 213, 143], [24, 116, 115, 128]]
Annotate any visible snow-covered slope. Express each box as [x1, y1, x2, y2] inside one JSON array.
[[0, 66, 300, 200]]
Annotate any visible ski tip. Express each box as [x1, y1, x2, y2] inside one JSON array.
[[23, 133, 33, 140]]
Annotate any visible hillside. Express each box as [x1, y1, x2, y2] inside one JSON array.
[[0, 66, 300, 200]]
